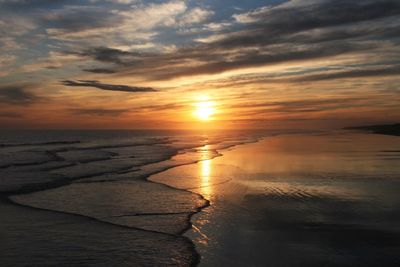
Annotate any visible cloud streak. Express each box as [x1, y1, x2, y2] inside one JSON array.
[[76, 47, 140, 66], [294, 65, 400, 82], [0, 85, 40, 104], [82, 68, 116, 74], [61, 80, 156, 93], [70, 108, 129, 116]]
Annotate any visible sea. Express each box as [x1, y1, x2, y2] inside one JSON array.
[[1, 130, 399, 266]]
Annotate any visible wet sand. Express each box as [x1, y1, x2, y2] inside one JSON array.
[[2, 130, 400, 266], [151, 132, 400, 267], [0, 130, 260, 266]]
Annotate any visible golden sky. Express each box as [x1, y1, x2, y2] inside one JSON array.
[[0, 0, 399, 129]]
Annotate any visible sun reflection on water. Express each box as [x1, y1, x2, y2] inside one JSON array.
[[199, 145, 213, 199]]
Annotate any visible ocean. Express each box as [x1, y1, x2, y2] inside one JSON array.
[[1, 130, 400, 266]]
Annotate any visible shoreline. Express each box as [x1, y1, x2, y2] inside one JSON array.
[[156, 132, 400, 267], [2, 131, 400, 266], [3, 135, 263, 266], [147, 137, 266, 266]]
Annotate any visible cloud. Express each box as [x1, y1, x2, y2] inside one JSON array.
[[0, 55, 16, 67], [45, 0, 188, 44], [42, 6, 121, 35], [0, 0, 190, 53], [136, 103, 185, 112], [0, 15, 36, 56], [68, 0, 400, 81], [233, 0, 400, 28], [89, 0, 139, 4], [70, 108, 129, 116], [211, 64, 400, 86], [210, 0, 400, 51], [0, 0, 68, 7], [0, 85, 40, 104], [76, 47, 140, 66], [198, 1, 400, 68], [294, 65, 400, 82], [74, 40, 379, 80], [179, 7, 214, 25], [145, 41, 379, 80], [4, 0, 400, 80], [61, 80, 156, 92], [115, 0, 187, 29], [14, 51, 82, 73], [228, 97, 371, 113], [82, 68, 116, 74]]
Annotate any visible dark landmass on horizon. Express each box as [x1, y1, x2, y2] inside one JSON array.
[[345, 123, 400, 136]]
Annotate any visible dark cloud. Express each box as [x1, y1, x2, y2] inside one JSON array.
[[40, 5, 122, 34], [214, 64, 400, 86], [0, 0, 70, 9], [76, 47, 140, 66], [69, 103, 185, 117], [229, 98, 367, 109], [232, 0, 400, 38], [294, 65, 400, 82], [61, 80, 156, 93], [161, 0, 400, 79], [77, 40, 381, 81], [154, 41, 378, 80], [3, 0, 400, 84], [71, 0, 400, 81], [226, 97, 378, 117], [210, 17, 400, 52], [82, 68, 116, 74], [0, 86, 39, 104], [70, 108, 129, 116], [137, 103, 184, 111]]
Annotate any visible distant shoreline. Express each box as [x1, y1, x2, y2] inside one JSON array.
[[344, 123, 400, 136]]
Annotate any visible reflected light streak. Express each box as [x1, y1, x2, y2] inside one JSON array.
[[200, 145, 213, 198]]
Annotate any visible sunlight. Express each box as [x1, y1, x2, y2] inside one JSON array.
[[199, 145, 213, 198], [194, 95, 216, 121], [200, 159, 212, 198]]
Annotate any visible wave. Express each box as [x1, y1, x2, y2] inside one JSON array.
[[1, 131, 263, 266]]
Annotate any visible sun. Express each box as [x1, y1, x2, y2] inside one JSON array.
[[194, 96, 216, 121], [195, 102, 214, 120]]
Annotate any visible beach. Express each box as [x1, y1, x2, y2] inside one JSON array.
[[0, 130, 259, 266], [153, 132, 400, 266], [1, 130, 400, 266]]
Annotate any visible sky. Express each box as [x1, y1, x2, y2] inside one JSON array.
[[0, 0, 399, 130]]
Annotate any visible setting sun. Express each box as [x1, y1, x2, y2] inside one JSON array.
[[194, 96, 216, 121]]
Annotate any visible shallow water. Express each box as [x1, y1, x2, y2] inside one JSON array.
[[151, 132, 400, 267], [0, 130, 260, 266], [2, 130, 400, 266]]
